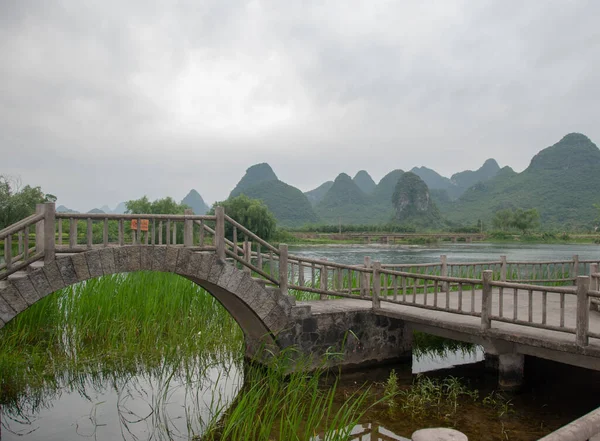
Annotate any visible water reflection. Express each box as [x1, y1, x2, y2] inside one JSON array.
[[1, 359, 242, 441]]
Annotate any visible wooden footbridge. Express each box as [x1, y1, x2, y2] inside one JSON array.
[[1, 204, 600, 374], [2, 203, 600, 439]]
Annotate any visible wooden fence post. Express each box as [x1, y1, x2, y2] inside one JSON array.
[[319, 260, 328, 300], [372, 261, 381, 309], [35, 204, 45, 253], [184, 209, 193, 247], [576, 275, 590, 347], [481, 270, 493, 330], [573, 254, 580, 285], [361, 256, 371, 297], [215, 207, 225, 259], [279, 244, 288, 296], [441, 255, 448, 291], [590, 263, 599, 312], [590, 263, 599, 290], [243, 240, 251, 274], [500, 255, 507, 282], [43, 202, 55, 263]]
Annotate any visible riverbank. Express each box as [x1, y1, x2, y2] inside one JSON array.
[[277, 230, 600, 246]]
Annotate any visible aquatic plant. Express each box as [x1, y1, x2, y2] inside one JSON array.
[[201, 351, 372, 441], [397, 375, 478, 422], [0, 272, 245, 408]]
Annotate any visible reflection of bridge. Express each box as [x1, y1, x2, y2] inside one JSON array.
[[291, 232, 486, 243], [1, 204, 600, 390]]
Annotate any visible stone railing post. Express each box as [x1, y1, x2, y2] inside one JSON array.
[[361, 256, 371, 297], [215, 206, 225, 259], [576, 275, 590, 347], [43, 202, 55, 263], [184, 209, 193, 247], [440, 255, 448, 291], [500, 255, 507, 282], [35, 204, 45, 253], [279, 244, 288, 296], [372, 261, 381, 309], [481, 270, 493, 330]]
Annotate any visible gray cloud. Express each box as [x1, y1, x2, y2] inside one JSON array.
[[1, 0, 599, 211]]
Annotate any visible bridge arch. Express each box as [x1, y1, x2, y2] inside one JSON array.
[[0, 246, 294, 355]]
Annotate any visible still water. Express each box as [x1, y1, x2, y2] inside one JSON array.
[[2, 243, 599, 440], [288, 241, 600, 265]]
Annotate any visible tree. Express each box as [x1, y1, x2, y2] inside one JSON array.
[[211, 195, 276, 240], [492, 209, 514, 231], [492, 207, 540, 234], [125, 196, 188, 214], [0, 176, 55, 229], [124, 196, 190, 244], [511, 208, 540, 234]]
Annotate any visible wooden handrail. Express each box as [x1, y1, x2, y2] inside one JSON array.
[[56, 213, 216, 220], [0, 213, 44, 239], [224, 215, 279, 253]]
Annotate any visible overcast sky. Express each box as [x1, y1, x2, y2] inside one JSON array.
[[1, 0, 599, 212]]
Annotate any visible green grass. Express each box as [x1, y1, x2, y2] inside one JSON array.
[[202, 351, 373, 441], [0, 272, 244, 407], [0, 272, 377, 440]]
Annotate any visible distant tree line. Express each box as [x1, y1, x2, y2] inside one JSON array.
[[0, 175, 56, 229], [492, 208, 540, 234]]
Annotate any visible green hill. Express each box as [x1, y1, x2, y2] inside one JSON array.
[[230, 180, 318, 228], [181, 189, 210, 215], [411, 160, 500, 200], [393, 172, 444, 228], [527, 133, 600, 171], [353, 170, 376, 194], [372, 169, 404, 205], [230, 163, 278, 198], [316, 173, 386, 224], [410, 166, 454, 191], [305, 181, 334, 206], [451, 159, 500, 190], [443, 133, 600, 230]]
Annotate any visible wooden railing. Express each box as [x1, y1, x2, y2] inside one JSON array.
[[0, 206, 50, 279], [1, 203, 599, 349]]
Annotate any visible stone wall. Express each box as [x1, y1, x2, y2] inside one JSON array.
[[275, 307, 412, 370]]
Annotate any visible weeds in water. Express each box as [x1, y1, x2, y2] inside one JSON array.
[[397, 375, 478, 422], [201, 352, 372, 441], [382, 369, 399, 411], [0, 272, 244, 413], [482, 391, 515, 417]]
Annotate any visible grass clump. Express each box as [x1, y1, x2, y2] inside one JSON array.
[[202, 353, 371, 441], [395, 375, 478, 421]]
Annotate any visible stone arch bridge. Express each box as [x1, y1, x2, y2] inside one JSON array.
[[1, 203, 600, 390]]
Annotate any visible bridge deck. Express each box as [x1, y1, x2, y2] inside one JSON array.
[[302, 288, 600, 363]]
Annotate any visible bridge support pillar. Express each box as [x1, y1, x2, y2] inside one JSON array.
[[498, 353, 524, 391], [484, 349, 524, 391]]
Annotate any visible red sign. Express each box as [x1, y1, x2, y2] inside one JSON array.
[[131, 219, 149, 232]]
